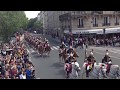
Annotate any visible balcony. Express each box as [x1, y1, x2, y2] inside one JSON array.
[[102, 23, 111, 26], [103, 11, 114, 14], [115, 22, 119, 25], [91, 11, 103, 15], [78, 25, 84, 28], [113, 11, 120, 14], [93, 24, 98, 27]]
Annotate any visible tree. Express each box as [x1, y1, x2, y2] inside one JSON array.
[[27, 17, 37, 29], [33, 20, 43, 29], [0, 11, 28, 42]]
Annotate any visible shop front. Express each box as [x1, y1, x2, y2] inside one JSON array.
[[64, 27, 120, 39], [105, 27, 120, 39]]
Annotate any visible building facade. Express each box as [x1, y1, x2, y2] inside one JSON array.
[[59, 11, 120, 35], [38, 11, 120, 38]]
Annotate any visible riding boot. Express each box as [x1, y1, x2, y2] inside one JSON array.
[[86, 70, 89, 77], [106, 64, 111, 76], [66, 71, 69, 79], [102, 71, 107, 78], [86, 66, 89, 77]]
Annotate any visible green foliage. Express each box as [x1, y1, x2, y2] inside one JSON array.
[[33, 20, 43, 29], [0, 11, 28, 42], [27, 17, 37, 29]]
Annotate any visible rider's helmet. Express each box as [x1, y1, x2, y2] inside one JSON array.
[[69, 46, 73, 49], [70, 53, 73, 57], [46, 40, 48, 43], [45, 38, 46, 41], [105, 50, 109, 56], [62, 42, 64, 45], [89, 51, 93, 56]]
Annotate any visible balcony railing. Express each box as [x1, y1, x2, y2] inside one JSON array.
[[91, 11, 103, 15], [78, 25, 84, 28], [115, 22, 119, 25], [102, 23, 111, 26], [93, 24, 98, 27]]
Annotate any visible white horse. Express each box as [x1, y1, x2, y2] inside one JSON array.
[[64, 61, 81, 79], [82, 62, 120, 79], [81, 62, 110, 79], [98, 63, 120, 79]]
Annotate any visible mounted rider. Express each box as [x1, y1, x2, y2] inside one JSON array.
[[64, 53, 76, 77], [59, 42, 67, 54], [85, 49, 96, 77], [66, 53, 76, 63], [43, 40, 49, 48], [60, 42, 67, 49], [67, 46, 74, 54], [102, 50, 112, 75]]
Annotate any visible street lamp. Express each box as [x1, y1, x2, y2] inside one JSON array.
[[103, 28, 106, 45]]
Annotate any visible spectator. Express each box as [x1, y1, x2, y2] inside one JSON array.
[[25, 66, 32, 79]]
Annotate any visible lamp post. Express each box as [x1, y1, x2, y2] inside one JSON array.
[[103, 28, 106, 46]]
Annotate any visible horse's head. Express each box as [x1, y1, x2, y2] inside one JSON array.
[[74, 62, 81, 71]]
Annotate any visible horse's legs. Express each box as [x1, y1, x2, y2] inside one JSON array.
[[59, 54, 61, 63], [61, 56, 64, 63], [66, 71, 69, 79]]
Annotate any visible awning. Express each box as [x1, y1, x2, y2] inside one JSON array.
[[64, 27, 120, 34], [105, 27, 120, 34], [64, 29, 103, 34]]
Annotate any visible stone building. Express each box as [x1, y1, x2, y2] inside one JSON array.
[[38, 11, 120, 38]]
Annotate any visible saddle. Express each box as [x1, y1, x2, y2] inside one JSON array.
[[106, 63, 112, 74], [86, 62, 94, 71], [65, 63, 72, 73]]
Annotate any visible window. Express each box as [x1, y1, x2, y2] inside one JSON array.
[[78, 18, 83, 26], [115, 16, 119, 25], [103, 16, 110, 26], [93, 17, 98, 27]]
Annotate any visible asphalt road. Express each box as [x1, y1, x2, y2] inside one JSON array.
[[25, 34, 120, 79]]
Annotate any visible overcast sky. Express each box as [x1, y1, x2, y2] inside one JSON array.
[[24, 11, 40, 20]]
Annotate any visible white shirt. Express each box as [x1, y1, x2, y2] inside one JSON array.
[[19, 74, 26, 79]]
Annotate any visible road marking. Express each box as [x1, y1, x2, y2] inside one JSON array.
[[51, 47, 54, 50], [27, 49, 30, 53], [36, 78, 40, 79], [31, 49, 35, 53], [56, 46, 59, 48], [87, 48, 120, 60], [52, 46, 58, 50], [90, 46, 120, 55]]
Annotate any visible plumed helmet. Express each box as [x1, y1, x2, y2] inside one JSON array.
[[90, 51, 93, 56], [70, 46, 72, 49], [105, 52, 109, 56], [62, 42, 64, 44], [70, 53, 73, 57]]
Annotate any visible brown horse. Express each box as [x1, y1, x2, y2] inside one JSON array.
[[59, 48, 69, 63], [73, 50, 79, 58], [38, 45, 44, 56], [44, 45, 51, 56]]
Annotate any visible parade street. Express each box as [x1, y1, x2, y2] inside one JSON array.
[[25, 34, 120, 79]]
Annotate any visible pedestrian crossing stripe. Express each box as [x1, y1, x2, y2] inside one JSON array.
[[56, 46, 59, 48], [52, 46, 58, 50], [90, 46, 120, 54], [51, 47, 54, 50]]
